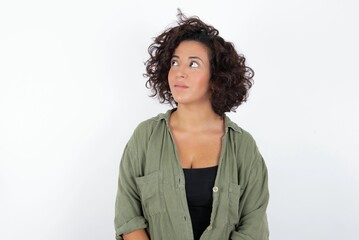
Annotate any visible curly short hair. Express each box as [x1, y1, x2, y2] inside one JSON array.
[[144, 11, 254, 116]]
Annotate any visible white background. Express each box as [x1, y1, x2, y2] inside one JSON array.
[[1, 0, 358, 239]]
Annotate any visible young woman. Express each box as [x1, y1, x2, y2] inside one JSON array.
[[114, 11, 269, 240]]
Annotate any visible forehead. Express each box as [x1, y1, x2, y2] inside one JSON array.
[[173, 40, 209, 60]]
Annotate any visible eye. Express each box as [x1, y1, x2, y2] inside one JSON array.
[[171, 59, 179, 67], [189, 61, 199, 68]]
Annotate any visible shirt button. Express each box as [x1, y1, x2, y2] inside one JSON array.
[[207, 225, 212, 230], [212, 186, 218, 192]]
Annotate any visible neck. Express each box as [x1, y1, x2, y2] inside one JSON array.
[[170, 103, 223, 132]]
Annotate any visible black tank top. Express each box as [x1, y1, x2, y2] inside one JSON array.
[[183, 165, 218, 240]]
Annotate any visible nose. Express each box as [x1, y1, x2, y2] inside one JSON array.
[[176, 65, 187, 79]]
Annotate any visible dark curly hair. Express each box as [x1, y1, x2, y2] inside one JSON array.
[[144, 10, 254, 116]]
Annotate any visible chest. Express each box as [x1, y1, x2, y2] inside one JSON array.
[[171, 130, 223, 168]]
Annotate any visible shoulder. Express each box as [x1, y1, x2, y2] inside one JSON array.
[[132, 112, 167, 137], [136, 112, 167, 130], [225, 116, 257, 147], [225, 116, 264, 169], [127, 110, 171, 148]]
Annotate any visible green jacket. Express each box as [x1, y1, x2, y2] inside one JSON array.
[[115, 109, 269, 240]]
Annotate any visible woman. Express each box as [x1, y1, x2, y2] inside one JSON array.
[[114, 11, 269, 240]]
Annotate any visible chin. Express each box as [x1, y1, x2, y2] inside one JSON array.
[[173, 96, 192, 104]]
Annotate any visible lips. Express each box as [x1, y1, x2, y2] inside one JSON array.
[[174, 83, 189, 89]]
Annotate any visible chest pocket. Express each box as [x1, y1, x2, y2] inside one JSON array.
[[135, 170, 165, 217], [228, 182, 241, 225]]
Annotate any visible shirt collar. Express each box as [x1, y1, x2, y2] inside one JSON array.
[[156, 108, 242, 133]]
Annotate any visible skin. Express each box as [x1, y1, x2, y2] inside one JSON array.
[[168, 40, 212, 107], [123, 230, 149, 240], [124, 40, 224, 239], [168, 40, 224, 168]]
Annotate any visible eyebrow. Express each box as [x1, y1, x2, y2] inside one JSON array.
[[172, 55, 204, 63]]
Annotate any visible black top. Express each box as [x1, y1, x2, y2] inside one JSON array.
[[183, 166, 218, 240]]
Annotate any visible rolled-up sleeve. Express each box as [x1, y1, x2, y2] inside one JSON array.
[[114, 143, 147, 240], [231, 142, 270, 240]]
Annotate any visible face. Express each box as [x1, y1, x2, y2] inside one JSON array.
[[168, 40, 211, 106]]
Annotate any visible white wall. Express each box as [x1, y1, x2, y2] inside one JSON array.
[[1, 0, 358, 239]]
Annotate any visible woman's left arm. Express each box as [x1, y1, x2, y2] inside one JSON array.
[[231, 146, 270, 240]]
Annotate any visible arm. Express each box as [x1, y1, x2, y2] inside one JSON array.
[[123, 229, 149, 240], [114, 143, 148, 240], [231, 141, 270, 240]]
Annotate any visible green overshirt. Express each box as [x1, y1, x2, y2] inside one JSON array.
[[114, 109, 269, 240]]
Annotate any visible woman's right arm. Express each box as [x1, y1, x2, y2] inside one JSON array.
[[115, 143, 148, 240], [123, 229, 149, 240]]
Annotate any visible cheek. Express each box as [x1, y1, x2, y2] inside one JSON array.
[[198, 74, 211, 89], [167, 69, 175, 83], [167, 70, 177, 93]]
